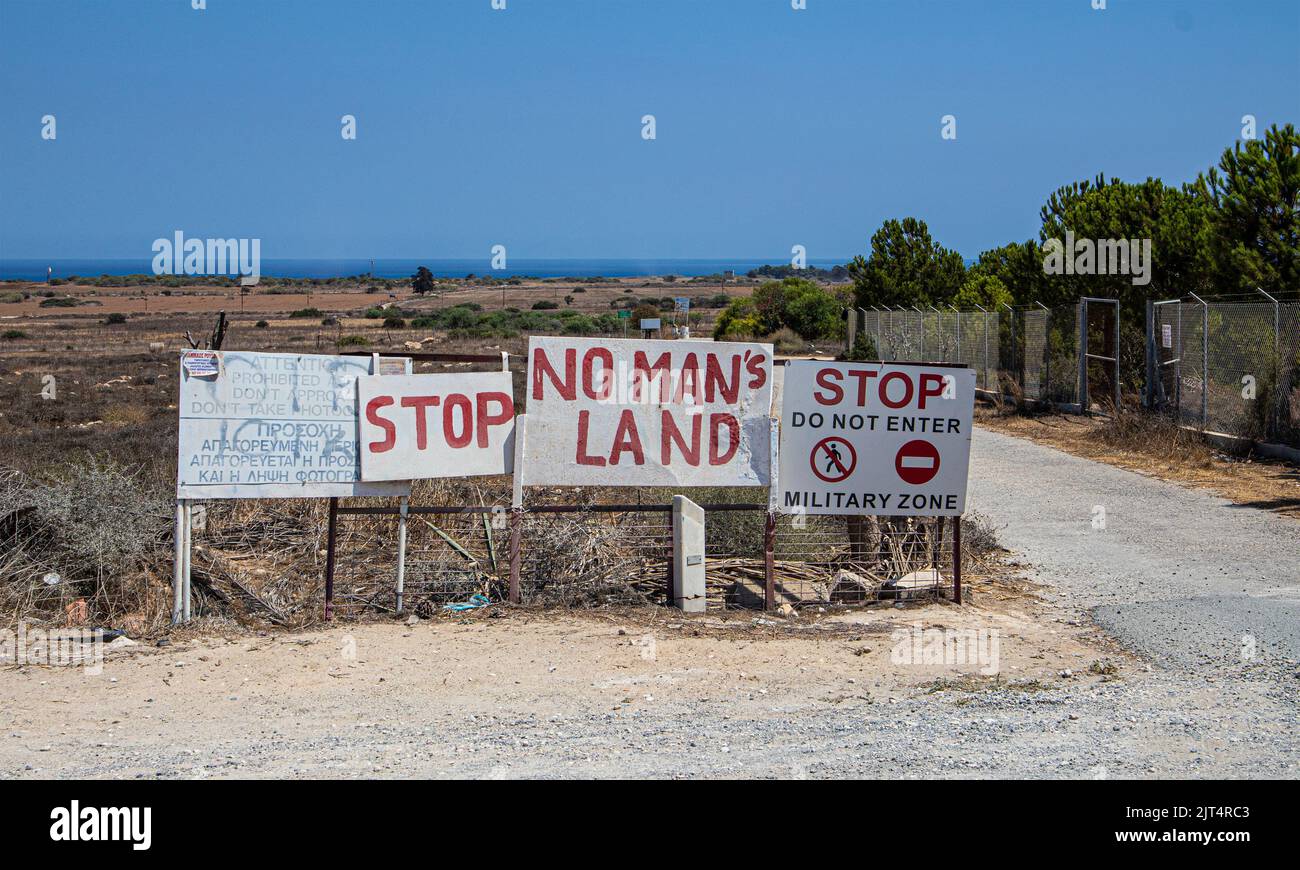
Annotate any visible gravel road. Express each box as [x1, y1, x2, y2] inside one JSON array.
[[967, 427, 1300, 668]]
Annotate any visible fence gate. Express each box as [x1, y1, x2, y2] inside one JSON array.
[[1079, 297, 1120, 413]]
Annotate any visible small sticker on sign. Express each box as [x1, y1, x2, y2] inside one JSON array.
[[182, 351, 220, 377]]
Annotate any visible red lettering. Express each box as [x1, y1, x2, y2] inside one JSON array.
[[848, 369, 878, 405], [610, 409, 645, 465], [673, 353, 701, 405], [632, 351, 672, 403], [531, 347, 576, 400], [708, 413, 740, 465], [365, 397, 397, 453], [475, 391, 514, 448], [879, 372, 914, 409], [705, 354, 741, 403], [399, 395, 440, 450], [919, 373, 945, 409], [575, 410, 605, 466], [442, 393, 473, 448], [660, 411, 702, 466], [814, 369, 843, 405], [582, 348, 614, 400], [745, 352, 768, 389]]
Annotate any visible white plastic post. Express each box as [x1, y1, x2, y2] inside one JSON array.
[[181, 501, 192, 620], [671, 495, 706, 613], [395, 496, 408, 613], [171, 500, 184, 625]]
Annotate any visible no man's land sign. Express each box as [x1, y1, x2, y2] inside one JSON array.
[[778, 361, 975, 516]]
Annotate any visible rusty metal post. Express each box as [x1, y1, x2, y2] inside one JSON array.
[[508, 508, 522, 604], [323, 496, 338, 620], [952, 515, 962, 605], [933, 516, 945, 568], [763, 511, 776, 611]]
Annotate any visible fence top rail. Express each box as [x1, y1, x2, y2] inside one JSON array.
[[337, 501, 771, 515]]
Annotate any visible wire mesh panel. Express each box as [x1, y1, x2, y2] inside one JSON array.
[[404, 509, 508, 614], [1176, 301, 1207, 429], [863, 309, 881, 354], [1280, 303, 1300, 446], [702, 506, 768, 608], [1022, 309, 1047, 400], [1151, 302, 1181, 414], [518, 509, 672, 606], [1203, 303, 1278, 439], [957, 312, 984, 389], [770, 514, 955, 606], [331, 512, 401, 616]]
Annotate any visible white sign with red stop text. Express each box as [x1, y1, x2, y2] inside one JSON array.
[[777, 361, 975, 516], [523, 336, 773, 487], [357, 372, 516, 481]]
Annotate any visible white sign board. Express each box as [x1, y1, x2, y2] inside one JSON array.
[[1161, 323, 1173, 349], [524, 336, 773, 486], [357, 371, 516, 481], [778, 361, 975, 516], [177, 351, 410, 499], [640, 318, 661, 331]]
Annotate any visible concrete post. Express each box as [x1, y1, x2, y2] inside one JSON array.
[[171, 500, 184, 625], [671, 495, 706, 613], [395, 496, 408, 613]]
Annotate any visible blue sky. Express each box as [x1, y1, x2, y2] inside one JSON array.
[[1, 0, 1297, 261]]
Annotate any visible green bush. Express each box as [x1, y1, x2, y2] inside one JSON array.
[[338, 334, 370, 347], [532, 300, 559, 310], [105, 313, 128, 325], [382, 315, 406, 329], [39, 296, 78, 308], [289, 307, 323, 318], [2, 329, 27, 340], [255, 320, 269, 328]]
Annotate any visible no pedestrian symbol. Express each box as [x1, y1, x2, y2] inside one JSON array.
[[811, 437, 856, 483], [895, 439, 941, 485]]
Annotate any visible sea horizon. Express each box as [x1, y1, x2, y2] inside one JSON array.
[[0, 257, 853, 282]]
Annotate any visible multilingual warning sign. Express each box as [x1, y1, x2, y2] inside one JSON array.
[[176, 351, 411, 500], [777, 361, 975, 516]]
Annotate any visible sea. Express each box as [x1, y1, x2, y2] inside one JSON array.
[[0, 258, 850, 282]]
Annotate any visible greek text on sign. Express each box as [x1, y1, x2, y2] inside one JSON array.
[[523, 336, 773, 486], [177, 352, 409, 499], [358, 372, 515, 481], [778, 361, 974, 516]]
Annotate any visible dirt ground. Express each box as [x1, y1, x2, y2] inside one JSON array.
[[975, 407, 1300, 520], [1, 573, 1143, 779]]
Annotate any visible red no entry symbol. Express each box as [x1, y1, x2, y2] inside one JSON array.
[[895, 439, 941, 486], [811, 437, 856, 483]]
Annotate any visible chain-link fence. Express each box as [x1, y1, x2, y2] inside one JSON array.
[[1152, 299, 1300, 446], [851, 303, 1081, 406]]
